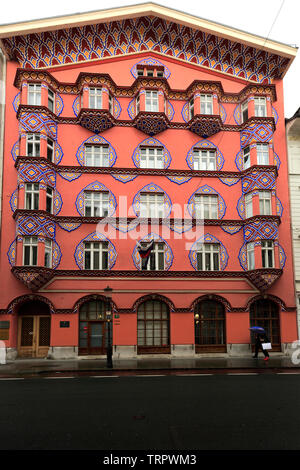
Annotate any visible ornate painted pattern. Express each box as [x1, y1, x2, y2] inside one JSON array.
[[130, 57, 171, 79], [278, 243, 286, 269], [243, 220, 278, 242], [166, 176, 192, 185], [19, 111, 57, 140], [13, 92, 21, 112], [18, 162, 56, 187], [166, 101, 175, 121], [75, 181, 117, 216], [237, 194, 246, 219], [52, 240, 62, 269], [17, 215, 55, 239], [53, 189, 63, 215], [189, 233, 229, 271], [3, 18, 289, 83], [58, 222, 81, 232], [276, 196, 283, 217], [113, 97, 122, 119], [186, 139, 224, 171], [187, 185, 226, 219], [7, 239, 17, 267], [72, 96, 80, 116], [58, 172, 82, 182], [181, 102, 189, 123], [74, 232, 117, 270], [54, 142, 64, 165], [233, 104, 241, 125], [132, 137, 171, 168], [219, 177, 240, 186], [274, 151, 281, 170], [221, 225, 243, 235], [127, 98, 136, 119], [111, 174, 137, 183], [242, 170, 276, 194], [240, 122, 273, 148], [132, 183, 172, 217], [219, 103, 227, 123], [132, 233, 173, 271], [11, 141, 20, 161], [272, 106, 279, 125], [76, 135, 117, 167], [55, 93, 64, 116], [10, 188, 18, 212]]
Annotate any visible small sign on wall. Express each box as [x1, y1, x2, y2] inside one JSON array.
[[60, 321, 70, 328], [0, 321, 10, 340]]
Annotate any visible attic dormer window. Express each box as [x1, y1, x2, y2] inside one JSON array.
[[136, 65, 165, 78]]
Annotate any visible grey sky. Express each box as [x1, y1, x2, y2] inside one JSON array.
[[1, 0, 300, 117]]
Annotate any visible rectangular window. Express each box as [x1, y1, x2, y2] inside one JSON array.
[[28, 84, 41, 106], [254, 97, 267, 117], [247, 242, 255, 270], [136, 95, 140, 114], [26, 133, 40, 157], [84, 241, 108, 270], [196, 243, 220, 271], [44, 239, 52, 268], [137, 69, 144, 77], [145, 91, 159, 112], [189, 98, 194, 120], [259, 191, 272, 215], [257, 143, 269, 165], [46, 187, 53, 214], [140, 147, 164, 169], [89, 88, 102, 109], [241, 101, 248, 123], [84, 191, 109, 217], [195, 194, 218, 219], [108, 94, 113, 114], [243, 146, 250, 169], [48, 89, 55, 112], [245, 193, 253, 219], [23, 236, 38, 266], [261, 240, 274, 268], [146, 70, 154, 77], [25, 183, 39, 210], [193, 149, 216, 170], [141, 242, 165, 271], [140, 193, 165, 218], [84, 145, 109, 167], [200, 94, 213, 115], [47, 138, 54, 162]]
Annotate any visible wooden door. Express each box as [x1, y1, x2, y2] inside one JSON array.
[[18, 315, 51, 358]]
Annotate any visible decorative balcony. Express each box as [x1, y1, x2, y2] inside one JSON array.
[[12, 266, 54, 291], [78, 109, 115, 134], [246, 268, 282, 291], [133, 112, 169, 136], [188, 114, 222, 138]]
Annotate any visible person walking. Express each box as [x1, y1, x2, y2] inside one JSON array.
[[253, 331, 270, 361]]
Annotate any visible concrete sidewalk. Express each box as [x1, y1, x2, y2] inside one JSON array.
[[0, 354, 299, 377]]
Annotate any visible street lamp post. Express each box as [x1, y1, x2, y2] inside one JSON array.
[[104, 286, 113, 369]]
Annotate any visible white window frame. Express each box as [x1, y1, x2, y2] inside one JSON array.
[[193, 149, 216, 170], [48, 88, 55, 112], [23, 236, 38, 266], [145, 91, 159, 112], [196, 243, 220, 271], [140, 147, 164, 169], [84, 191, 109, 217], [245, 193, 253, 219], [84, 241, 108, 270], [141, 241, 165, 271], [254, 97, 267, 117], [26, 133, 40, 157], [25, 183, 39, 210], [89, 87, 102, 109], [47, 137, 54, 162], [247, 242, 255, 270], [243, 146, 250, 169], [84, 145, 109, 167], [261, 240, 274, 268], [200, 94, 213, 115], [241, 100, 248, 123], [257, 143, 269, 165], [136, 94, 140, 115], [44, 239, 52, 268], [28, 84, 41, 106], [46, 187, 53, 214], [140, 192, 165, 218], [108, 94, 113, 114], [259, 191, 272, 215], [195, 194, 218, 219], [189, 97, 194, 120]]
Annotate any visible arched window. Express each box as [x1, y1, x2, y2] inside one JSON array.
[[194, 300, 226, 352], [137, 300, 170, 354], [79, 300, 109, 355], [250, 299, 281, 351]]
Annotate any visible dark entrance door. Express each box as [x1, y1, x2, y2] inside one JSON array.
[[194, 300, 226, 353], [250, 299, 281, 351], [79, 300, 109, 355]]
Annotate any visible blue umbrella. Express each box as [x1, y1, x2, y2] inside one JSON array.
[[249, 326, 265, 333]]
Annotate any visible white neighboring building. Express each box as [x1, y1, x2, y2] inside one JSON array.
[[286, 108, 300, 338]]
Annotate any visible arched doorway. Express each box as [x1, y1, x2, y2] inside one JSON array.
[[78, 300, 109, 355], [137, 300, 170, 354], [250, 299, 281, 351], [194, 300, 226, 352], [17, 300, 51, 358]]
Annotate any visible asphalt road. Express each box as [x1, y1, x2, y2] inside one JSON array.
[[0, 374, 299, 451]]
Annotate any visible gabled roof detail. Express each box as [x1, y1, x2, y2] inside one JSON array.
[[0, 3, 297, 83]]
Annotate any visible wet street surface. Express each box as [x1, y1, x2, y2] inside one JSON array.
[[0, 374, 300, 450]]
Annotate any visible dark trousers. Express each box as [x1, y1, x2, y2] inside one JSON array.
[[254, 342, 269, 358]]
